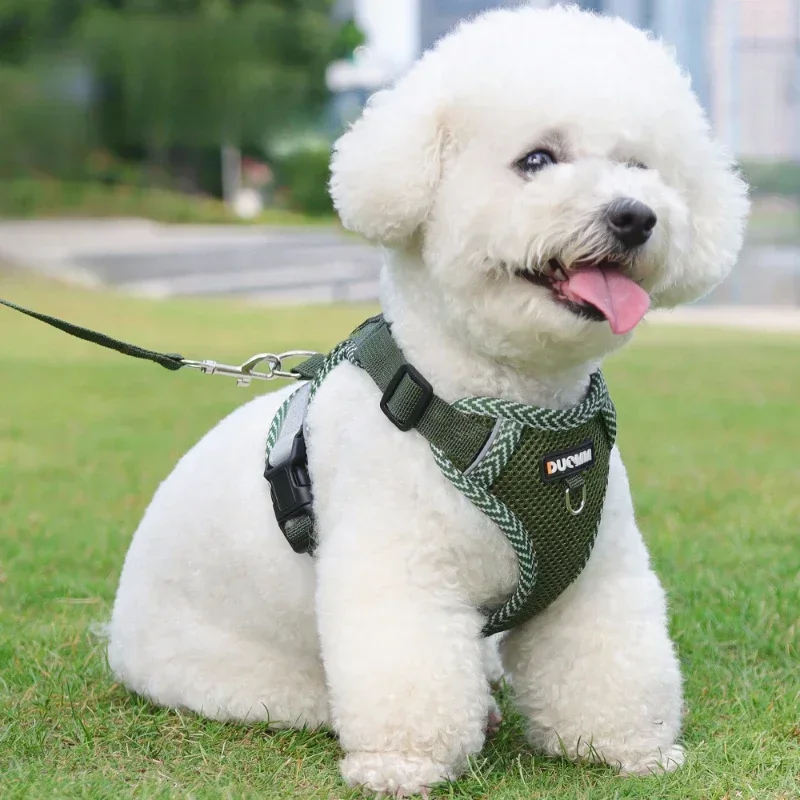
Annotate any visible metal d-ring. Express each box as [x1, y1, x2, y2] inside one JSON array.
[[239, 350, 318, 380], [565, 482, 587, 516]]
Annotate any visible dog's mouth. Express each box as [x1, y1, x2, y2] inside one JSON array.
[[516, 258, 651, 335]]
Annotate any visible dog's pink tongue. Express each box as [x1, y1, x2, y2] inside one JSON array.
[[561, 267, 650, 335]]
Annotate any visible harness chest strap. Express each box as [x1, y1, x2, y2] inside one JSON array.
[[264, 316, 616, 636]]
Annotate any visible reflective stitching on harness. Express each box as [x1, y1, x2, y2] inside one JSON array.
[[268, 383, 312, 468], [463, 419, 523, 487]]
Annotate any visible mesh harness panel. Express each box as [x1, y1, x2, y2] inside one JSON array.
[[265, 315, 616, 636]]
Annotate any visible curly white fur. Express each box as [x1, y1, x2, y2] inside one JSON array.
[[108, 5, 748, 796]]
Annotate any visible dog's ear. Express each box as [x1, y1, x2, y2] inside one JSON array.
[[655, 144, 750, 308], [329, 72, 449, 246]]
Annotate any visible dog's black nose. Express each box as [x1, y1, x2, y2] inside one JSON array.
[[606, 198, 657, 248]]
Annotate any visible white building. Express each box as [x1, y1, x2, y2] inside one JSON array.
[[711, 0, 800, 160]]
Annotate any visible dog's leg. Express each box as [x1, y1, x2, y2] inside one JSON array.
[[501, 449, 684, 775], [482, 634, 505, 690], [315, 539, 491, 797], [109, 608, 329, 727], [482, 636, 504, 738]]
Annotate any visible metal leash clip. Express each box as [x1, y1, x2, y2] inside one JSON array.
[[180, 350, 318, 387]]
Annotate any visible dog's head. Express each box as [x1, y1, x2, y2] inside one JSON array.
[[330, 5, 749, 370]]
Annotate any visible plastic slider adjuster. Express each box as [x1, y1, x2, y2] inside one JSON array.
[[380, 363, 434, 432], [264, 430, 314, 552]]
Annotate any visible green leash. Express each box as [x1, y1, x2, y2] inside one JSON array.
[[0, 296, 185, 370], [0, 296, 316, 384]]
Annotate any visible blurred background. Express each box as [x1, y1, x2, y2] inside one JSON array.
[[0, 0, 798, 308]]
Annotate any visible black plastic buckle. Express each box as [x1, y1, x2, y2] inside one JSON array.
[[264, 429, 314, 553], [380, 363, 434, 432]]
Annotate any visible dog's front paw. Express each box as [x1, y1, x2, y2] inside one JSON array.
[[617, 744, 685, 775], [485, 697, 502, 739], [340, 751, 455, 797]]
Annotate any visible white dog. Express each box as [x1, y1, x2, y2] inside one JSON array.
[[107, 4, 748, 796]]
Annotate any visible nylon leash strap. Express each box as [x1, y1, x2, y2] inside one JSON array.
[[0, 296, 185, 370], [0, 296, 317, 385]]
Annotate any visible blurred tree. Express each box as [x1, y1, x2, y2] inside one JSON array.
[[0, 0, 362, 192]]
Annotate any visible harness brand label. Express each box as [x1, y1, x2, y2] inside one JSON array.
[[541, 440, 595, 483]]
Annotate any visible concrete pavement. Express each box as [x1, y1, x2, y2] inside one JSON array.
[[648, 306, 800, 332], [0, 219, 382, 303]]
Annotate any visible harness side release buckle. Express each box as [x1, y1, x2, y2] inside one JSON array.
[[264, 429, 314, 552]]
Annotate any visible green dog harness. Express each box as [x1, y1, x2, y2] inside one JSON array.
[[264, 316, 616, 636]]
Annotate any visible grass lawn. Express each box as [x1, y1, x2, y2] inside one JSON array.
[[0, 270, 798, 799]]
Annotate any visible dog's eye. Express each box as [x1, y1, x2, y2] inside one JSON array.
[[517, 150, 556, 175], [628, 159, 648, 170]]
